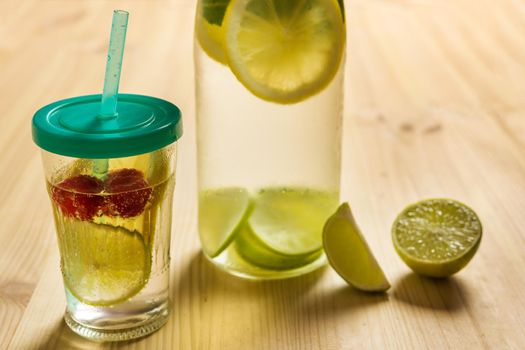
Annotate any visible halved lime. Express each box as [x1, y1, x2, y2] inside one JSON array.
[[234, 188, 336, 269], [392, 199, 482, 278], [58, 220, 150, 306], [223, 0, 345, 103], [199, 187, 251, 257], [323, 203, 390, 292], [195, 0, 231, 63]]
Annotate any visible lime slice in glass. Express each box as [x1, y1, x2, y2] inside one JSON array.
[[58, 220, 150, 306], [199, 187, 251, 258], [223, 0, 345, 103], [392, 199, 482, 278], [93, 214, 146, 236], [323, 203, 390, 292], [235, 188, 337, 269]]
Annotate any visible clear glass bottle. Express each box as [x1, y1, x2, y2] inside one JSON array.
[[195, 0, 346, 279]]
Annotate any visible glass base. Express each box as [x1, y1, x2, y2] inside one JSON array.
[[64, 302, 169, 342], [205, 248, 327, 280]]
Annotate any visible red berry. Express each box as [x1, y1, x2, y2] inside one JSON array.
[[51, 175, 104, 220], [104, 169, 152, 218]]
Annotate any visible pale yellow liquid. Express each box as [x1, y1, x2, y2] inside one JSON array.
[[199, 187, 339, 279], [47, 175, 175, 341]]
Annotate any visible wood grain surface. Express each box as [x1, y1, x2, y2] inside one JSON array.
[[1, 0, 525, 349]]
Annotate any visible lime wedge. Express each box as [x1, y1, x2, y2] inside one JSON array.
[[223, 0, 345, 103], [392, 199, 482, 278], [58, 219, 150, 306], [323, 203, 390, 292], [199, 187, 251, 257], [235, 224, 322, 270]]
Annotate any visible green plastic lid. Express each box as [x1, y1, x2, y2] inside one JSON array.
[[32, 94, 182, 159]]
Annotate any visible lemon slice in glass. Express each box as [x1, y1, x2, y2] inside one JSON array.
[[323, 203, 390, 292], [392, 199, 482, 278], [199, 187, 251, 257], [58, 220, 150, 306], [223, 0, 345, 104]]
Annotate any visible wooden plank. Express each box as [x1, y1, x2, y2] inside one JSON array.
[[2, 0, 525, 348]]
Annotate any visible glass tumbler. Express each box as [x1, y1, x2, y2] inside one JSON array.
[[33, 94, 182, 340]]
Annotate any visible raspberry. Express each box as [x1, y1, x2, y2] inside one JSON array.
[[104, 169, 152, 218], [51, 175, 104, 220]]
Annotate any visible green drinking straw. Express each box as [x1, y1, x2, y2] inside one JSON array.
[[100, 10, 129, 117], [94, 10, 129, 178]]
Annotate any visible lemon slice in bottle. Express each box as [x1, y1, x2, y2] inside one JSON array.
[[59, 220, 150, 306], [195, 0, 231, 64], [392, 199, 482, 278], [199, 187, 251, 257], [223, 0, 345, 103]]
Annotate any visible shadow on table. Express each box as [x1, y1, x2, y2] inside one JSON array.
[[392, 272, 467, 311], [172, 252, 389, 347], [174, 251, 327, 301], [32, 253, 392, 349], [301, 283, 389, 319], [33, 321, 92, 350], [35, 319, 151, 350], [171, 252, 336, 348]]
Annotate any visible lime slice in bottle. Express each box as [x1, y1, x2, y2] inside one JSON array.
[[58, 220, 150, 306], [199, 187, 251, 257], [323, 203, 390, 292], [235, 224, 322, 270], [223, 0, 345, 103], [392, 199, 482, 278], [235, 188, 337, 269], [195, 0, 231, 64]]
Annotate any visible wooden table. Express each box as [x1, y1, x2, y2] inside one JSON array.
[[1, 0, 525, 348]]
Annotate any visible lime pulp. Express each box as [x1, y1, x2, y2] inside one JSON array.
[[392, 198, 482, 278]]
